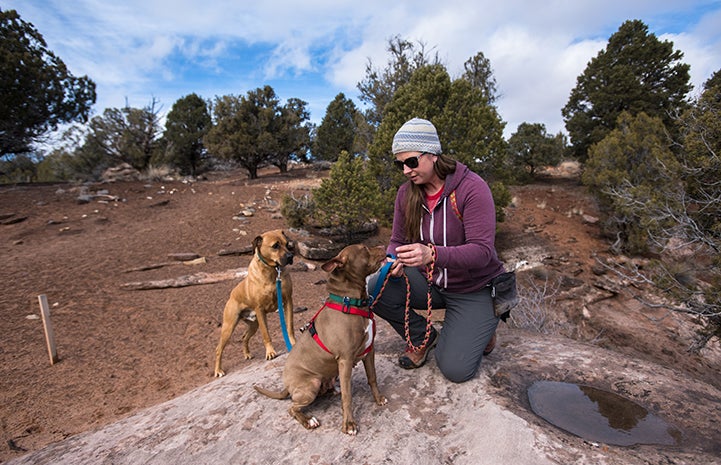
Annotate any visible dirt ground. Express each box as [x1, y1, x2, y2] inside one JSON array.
[[1, 164, 719, 462]]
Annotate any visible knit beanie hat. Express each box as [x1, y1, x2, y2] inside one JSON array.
[[391, 118, 442, 155]]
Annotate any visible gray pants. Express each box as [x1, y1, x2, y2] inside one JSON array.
[[367, 266, 499, 383]]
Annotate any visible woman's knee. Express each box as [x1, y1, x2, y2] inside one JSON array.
[[434, 352, 479, 383]]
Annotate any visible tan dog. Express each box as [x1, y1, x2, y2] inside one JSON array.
[[254, 244, 388, 435], [214, 229, 296, 377]]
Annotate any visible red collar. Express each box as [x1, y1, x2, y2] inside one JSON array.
[[323, 299, 373, 319]]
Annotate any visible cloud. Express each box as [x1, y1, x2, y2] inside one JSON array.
[[6, 0, 721, 137]]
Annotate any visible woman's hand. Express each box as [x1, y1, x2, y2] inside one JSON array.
[[388, 259, 405, 277], [395, 243, 433, 268]]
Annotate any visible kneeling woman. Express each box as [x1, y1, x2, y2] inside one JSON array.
[[368, 117, 507, 383]]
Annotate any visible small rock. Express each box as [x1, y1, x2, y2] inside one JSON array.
[[591, 264, 607, 276], [582, 214, 599, 224], [582, 306, 591, 319], [296, 239, 344, 261]]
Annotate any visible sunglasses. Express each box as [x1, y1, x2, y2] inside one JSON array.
[[394, 152, 429, 170]]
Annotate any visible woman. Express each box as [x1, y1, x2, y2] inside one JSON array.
[[368, 117, 506, 383]]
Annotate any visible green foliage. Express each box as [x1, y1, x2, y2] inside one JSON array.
[[436, 78, 508, 180], [275, 97, 311, 169], [507, 123, 565, 182], [674, 70, 721, 344], [0, 153, 37, 183], [205, 86, 310, 179], [562, 19, 691, 161], [80, 100, 164, 174], [462, 51, 498, 105], [678, 69, 721, 238], [280, 192, 315, 228], [312, 151, 384, 242], [35, 149, 77, 182], [162, 93, 211, 176], [313, 93, 363, 161], [0, 9, 96, 157], [489, 181, 511, 223], [582, 111, 683, 254]]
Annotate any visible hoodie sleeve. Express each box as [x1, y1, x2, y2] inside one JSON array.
[[433, 173, 500, 275]]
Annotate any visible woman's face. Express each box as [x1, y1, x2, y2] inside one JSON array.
[[395, 151, 438, 185]]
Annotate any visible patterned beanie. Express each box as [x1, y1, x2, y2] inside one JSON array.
[[391, 118, 442, 155]]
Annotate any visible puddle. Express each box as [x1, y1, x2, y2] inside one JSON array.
[[527, 380, 681, 446]]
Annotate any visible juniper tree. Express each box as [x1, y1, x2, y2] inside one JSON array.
[[1, 9, 96, 157], [562, 19, 691, 161], [312, 151, 383, 243]]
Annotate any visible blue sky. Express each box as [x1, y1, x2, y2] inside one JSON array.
[[6, 1, 721, 139]]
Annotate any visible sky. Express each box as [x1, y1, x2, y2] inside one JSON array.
[[6, 0, 721, 140]]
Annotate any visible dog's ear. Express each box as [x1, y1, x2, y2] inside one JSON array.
[[252, 235, 264, 252], [321, 254, 347, 272], [282, 231, 295, 251]]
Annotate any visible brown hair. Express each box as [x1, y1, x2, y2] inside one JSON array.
[[403, 154, 457, 242]]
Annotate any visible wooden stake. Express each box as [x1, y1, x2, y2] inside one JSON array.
[[37, 295, 59, 365]]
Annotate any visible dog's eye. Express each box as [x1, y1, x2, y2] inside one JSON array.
[[272, 242, 280, 249]]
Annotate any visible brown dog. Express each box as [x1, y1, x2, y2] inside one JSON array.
[[213, 229, 296, 377], [254, 244, 388, 435]]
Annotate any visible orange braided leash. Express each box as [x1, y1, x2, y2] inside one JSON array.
[[403, 244, 435, 353]]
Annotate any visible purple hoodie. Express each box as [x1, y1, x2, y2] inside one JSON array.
[[388, 161, 505, 293]]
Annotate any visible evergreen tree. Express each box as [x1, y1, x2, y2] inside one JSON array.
[[312, 151, 384, 243], [562, 19, 691, 161], [1, 9, 96, 157], [273, 97, 311, 171], [206, 87, 309, 179], [582, 111, 682, 253], [163, 93, 211, 176], [313, 93, 361, 161], [46, 99, 164, 180], [507, 122, 565, 180], [462, 51, 498, 105]]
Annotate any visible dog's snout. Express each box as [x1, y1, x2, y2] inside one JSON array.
[[285, 251, 294, 265]]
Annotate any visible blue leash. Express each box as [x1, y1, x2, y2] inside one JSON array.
[[277, 254, 394, 352], [275, 267, 293, 352], [369, 255, 395, 305]]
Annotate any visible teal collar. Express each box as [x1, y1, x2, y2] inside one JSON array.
[[327, 293, 369, 308]]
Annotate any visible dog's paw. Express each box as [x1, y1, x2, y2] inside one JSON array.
[[306, 416, 320, 429], [214, 370, 226, 378], [265, 350, 277, 360], [376, 396, 388, 406], [342, 421, 358, 436]]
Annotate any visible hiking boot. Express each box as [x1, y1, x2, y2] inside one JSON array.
[[483, 333, 497, 356], [398, 332, 438, 369]]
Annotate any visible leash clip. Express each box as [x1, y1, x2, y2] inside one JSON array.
[[342, 296, 351, 313]]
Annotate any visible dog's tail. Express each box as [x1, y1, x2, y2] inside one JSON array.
[[253, 384, 289, 400]]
